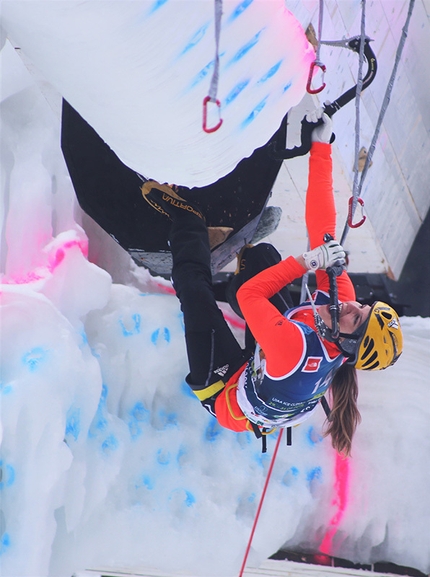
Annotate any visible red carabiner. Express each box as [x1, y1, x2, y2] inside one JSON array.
[[348, 196, 366, 228], [306, 60, 327, 94], [202, 96, 223, 133]]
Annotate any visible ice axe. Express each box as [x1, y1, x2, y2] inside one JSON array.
[[271, 36, 377, 159]]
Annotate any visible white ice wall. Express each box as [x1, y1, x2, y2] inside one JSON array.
[[1, 13, 430, 577]]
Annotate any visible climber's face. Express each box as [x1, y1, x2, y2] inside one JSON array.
[[318, 301, 371, 335]]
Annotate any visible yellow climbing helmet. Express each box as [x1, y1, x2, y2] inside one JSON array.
[[354, 301, 403, 370]]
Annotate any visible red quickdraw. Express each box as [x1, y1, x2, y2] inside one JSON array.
[[348, 196, 366, 228], [306, 60, 327, 94], [202, 96, 223, 134]]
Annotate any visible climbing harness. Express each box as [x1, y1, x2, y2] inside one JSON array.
[[306, 0, 326, 94], [202, 0, 223, 133]]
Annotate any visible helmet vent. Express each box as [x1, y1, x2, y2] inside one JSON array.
[[375, 313, 385, 329], [361, 337, 375, 360], [362, 350, 378, 369], [381, 311, 393, 320], [390, 332, 400, 362]]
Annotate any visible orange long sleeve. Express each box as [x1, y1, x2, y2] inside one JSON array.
[[236, 143, 356, 379], [237, 256, 308, 377], [306, 143, 355, 301]]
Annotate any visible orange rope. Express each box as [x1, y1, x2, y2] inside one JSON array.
[[238, 428, 284, 577]]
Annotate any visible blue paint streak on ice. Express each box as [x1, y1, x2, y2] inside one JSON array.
[[253, 450, 270, 468], [281, 466, 299, 487], [186, 48, 232, 91], [241, 96, 268, 129], [178, 312, 185, 333], [87, 385, 120, 454], [0, 461, 15, 489], [0, 533, 10, 555], [88, 384, 108, 438], [79, 330, 89, 348], [307, 466, 322, 484], [184, 491, 196, 507], [128, 401, 150, 439], [119, 314, 141, 337], [134, 473, 155, 491], [157, 449, 171, 466], [227, 30, 263, 67], [236, 431, 253, 446], [148, 0, 169, 16], [102, 434, 119, 454], [157, 410, 178, 430], [228, 0, 254, 23], [142, 475, 154, 490], [169, 488, 196, 507], [283, 81, 292, 93], [258, 61, 282, 84], [224, 80, 250, 107], [65, 407, 81, 441], [176, 445, 187, 464], [188, 56, 223, 90], [179, 23, 210, 57], [21, 347, 48, 372], [205, 420, 222, 442], [151, 327, 171, 345], [180, 381, 198, 400], [307, 425, 323, 445], [0, 382, 13, 395]]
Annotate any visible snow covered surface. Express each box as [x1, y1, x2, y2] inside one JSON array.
[[1, 5, 430, 577], [1, 0, 313, 187]]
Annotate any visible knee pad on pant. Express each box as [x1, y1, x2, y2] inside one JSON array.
[[185, 375, 225, 418], [186, 375, 225, 402]]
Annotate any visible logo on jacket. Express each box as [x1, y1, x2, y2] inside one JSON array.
[[302, 357, 323, 372], [214, 364, 229, 377]]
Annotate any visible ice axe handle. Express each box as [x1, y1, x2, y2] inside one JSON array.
[[324, 234, 343, 340]]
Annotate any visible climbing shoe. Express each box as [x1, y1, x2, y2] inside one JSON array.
[[141, 180, 204, 221]]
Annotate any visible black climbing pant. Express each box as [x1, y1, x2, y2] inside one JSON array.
[[170, 212, 293, 414], [170, 213, 249, 399]]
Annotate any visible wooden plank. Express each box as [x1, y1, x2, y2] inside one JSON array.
[[73, 558, 403, 577]]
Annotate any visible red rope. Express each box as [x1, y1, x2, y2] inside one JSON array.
[[238, 429, 284, 577]]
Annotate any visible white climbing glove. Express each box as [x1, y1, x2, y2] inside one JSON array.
[[302, 240, 346, 271], [306, 107, 333, 143]]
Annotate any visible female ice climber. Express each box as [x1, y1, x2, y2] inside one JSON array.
[[141, 108, 403, 457]]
